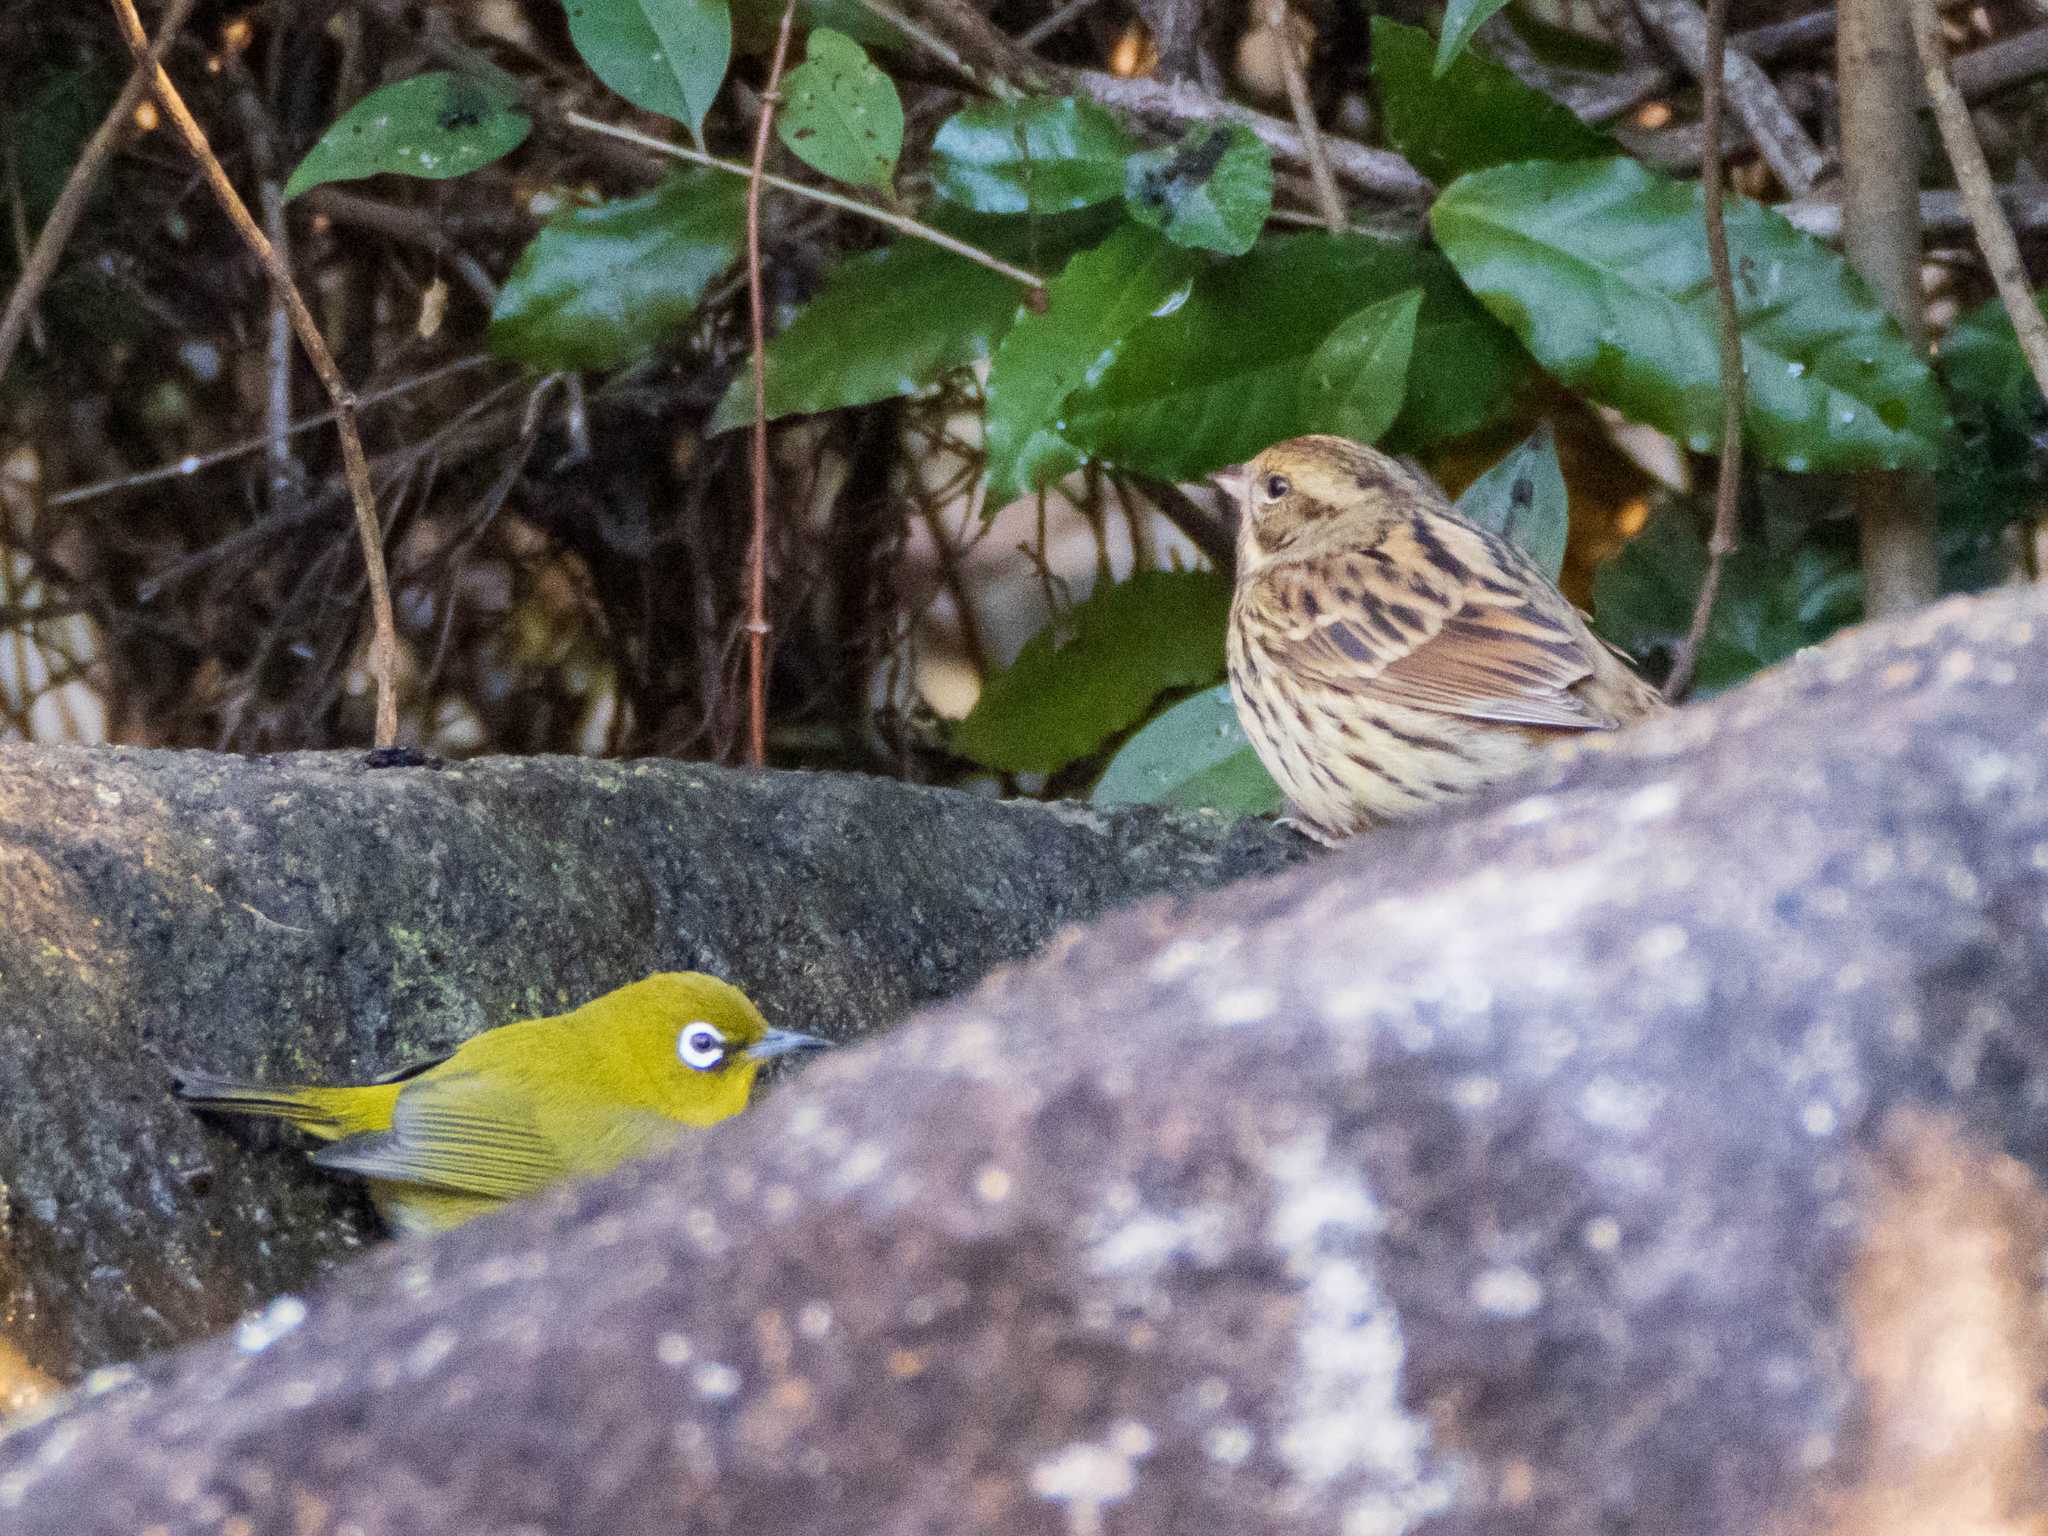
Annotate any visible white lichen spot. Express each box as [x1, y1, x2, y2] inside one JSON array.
[[1088, 1204, 1229, 1279], [975, 1164, 1013, 1204], [797, 1302, 833, 1340], [1450, 1074, 1500, 1112], [1632, 923, 1688, 965], [1029, 1421, 1155, 1535], [406, 1326, 457, 1378], [1801, 1099, 1837, 1137], [1208, 986, 1277, 1026], [685, 1207, 728, 1255], [1264, 1131, 1460, 1528], [656, 1332, 693, 1366], [1582, 1215, 1622, 1252], [693, 1361, 741, 1401], [1148, 937, 1209, 983], [1194, 1376, 1230, 1412], [1577, 1075, 1664, 1135], [1617, 781, 1680, 823], [235, 1294, 307, 1354], [82, 1363, 137, 1396], [1503, 796, 1557, 826], [1205, 1422, 1255, 1465], [1320, 983, 1378, 1023], [1468, 1266, 1543, 1319], [837, 1141, 887, 1188]]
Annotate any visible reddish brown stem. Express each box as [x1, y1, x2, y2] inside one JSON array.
[[1664, 0, 1744, 703], [743, 0, 801, 767]]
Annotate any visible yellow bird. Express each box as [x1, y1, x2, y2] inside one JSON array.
[[175, 972, 825, 1235]]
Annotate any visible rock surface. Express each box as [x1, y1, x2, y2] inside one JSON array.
[[0, 751, 1301, 1375], [6, 585, 2048, 1533]]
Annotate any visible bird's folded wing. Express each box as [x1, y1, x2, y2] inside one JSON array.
[[310, 1071, 565, 1199], [1266, 520, 1609, 730]]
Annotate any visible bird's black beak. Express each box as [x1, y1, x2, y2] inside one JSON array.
[[745, 1027, 830, 1062]]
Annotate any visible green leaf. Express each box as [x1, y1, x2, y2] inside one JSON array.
[[282, 73, 529, 199], [983, 223, 1200, 503], [953, 570, 1232, 774], [1593, 505, 1861, 695], [1122, 122, 1273, 256], [1299, 289, 1421, 445], [1454, 423, 1569, 581], [1093, 683, 1282, 814], [708, 238, 1023, 431], [489, 172, 744, 370], [1372, 18, 1609, 184], [1943, 290, 2048, 429], [1436, 0, 1516, 74], [11, 70, 113, 222], [932, 97, 1138, 214], [775, 28, 902, 189], [1432, 157, 1951, 473], [732, 0, 904, 50], [1062, 232, 1524, 481], [564, 0, 731, 138]]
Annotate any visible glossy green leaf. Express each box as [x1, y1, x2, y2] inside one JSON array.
[[983, 223, 1200, 503], [1372, 18, 1609, 184], [932, 97, 1138, 214], [489, 173, 744, 370], [708, 239, 1022, 431], [1593, 505, 1861, 695], [282, 73, 529, 199], [953, 570, 1231, 774], [564, 0, 731, 138], [1062, 232, 1524, 481], [1093, 683, 1282, 814], [1122, 122, 1273, 256], [1432, 157, 1951, 472], [1943, 289, 2048, 429], [776, 28, 902, 189], [1436, 0, 1516, 74], [1299, 288, 1421, 445], [1454, 423, 1568, 581]]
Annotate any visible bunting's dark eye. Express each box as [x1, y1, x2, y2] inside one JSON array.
[[1261, 473, 1292, 502]]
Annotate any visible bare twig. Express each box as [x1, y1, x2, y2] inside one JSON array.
[[1910, 0, 2048, 409], [1020, 0, 1110, 50], [1777, 186, 2048, 240], [563, 113, 1046, 293], [1841, 0, 1936, 620], [1664, 0, 1743, 704], [1261, 1, 1344, 232], [0, 0, 199, 386], [743, 0, 801, 768], [1634, 0, 1829, 195], [1074, 70, 1430, 201], [51, 354, 494, 506], [110, 0, 400, 746]]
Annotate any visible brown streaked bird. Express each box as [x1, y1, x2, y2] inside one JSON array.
[[1220, 434, 1666, 842]]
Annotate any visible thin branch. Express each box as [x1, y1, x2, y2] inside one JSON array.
[[744, 0, 801, 768], [109, 0, 400, 747], [1261, 1, 1344, 232], [1777, 186, 2048, 240], [562, 112, 1046, 293], [1074, 69, 1429, 200], [1019, 0, 1110, 50], [1634, 0, 1829, 195], [1664, 0, 1743, 704], [1909, 0, 2048, 409], [51, 354, 494, 506], [0, 0, 200, 386]]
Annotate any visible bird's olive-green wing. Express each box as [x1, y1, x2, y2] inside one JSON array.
[[309, 1069, 565, 1199], [1261, 515, 1611, 730]]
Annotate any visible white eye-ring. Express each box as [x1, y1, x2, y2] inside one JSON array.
[[677, 1022, 728, 1071]]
